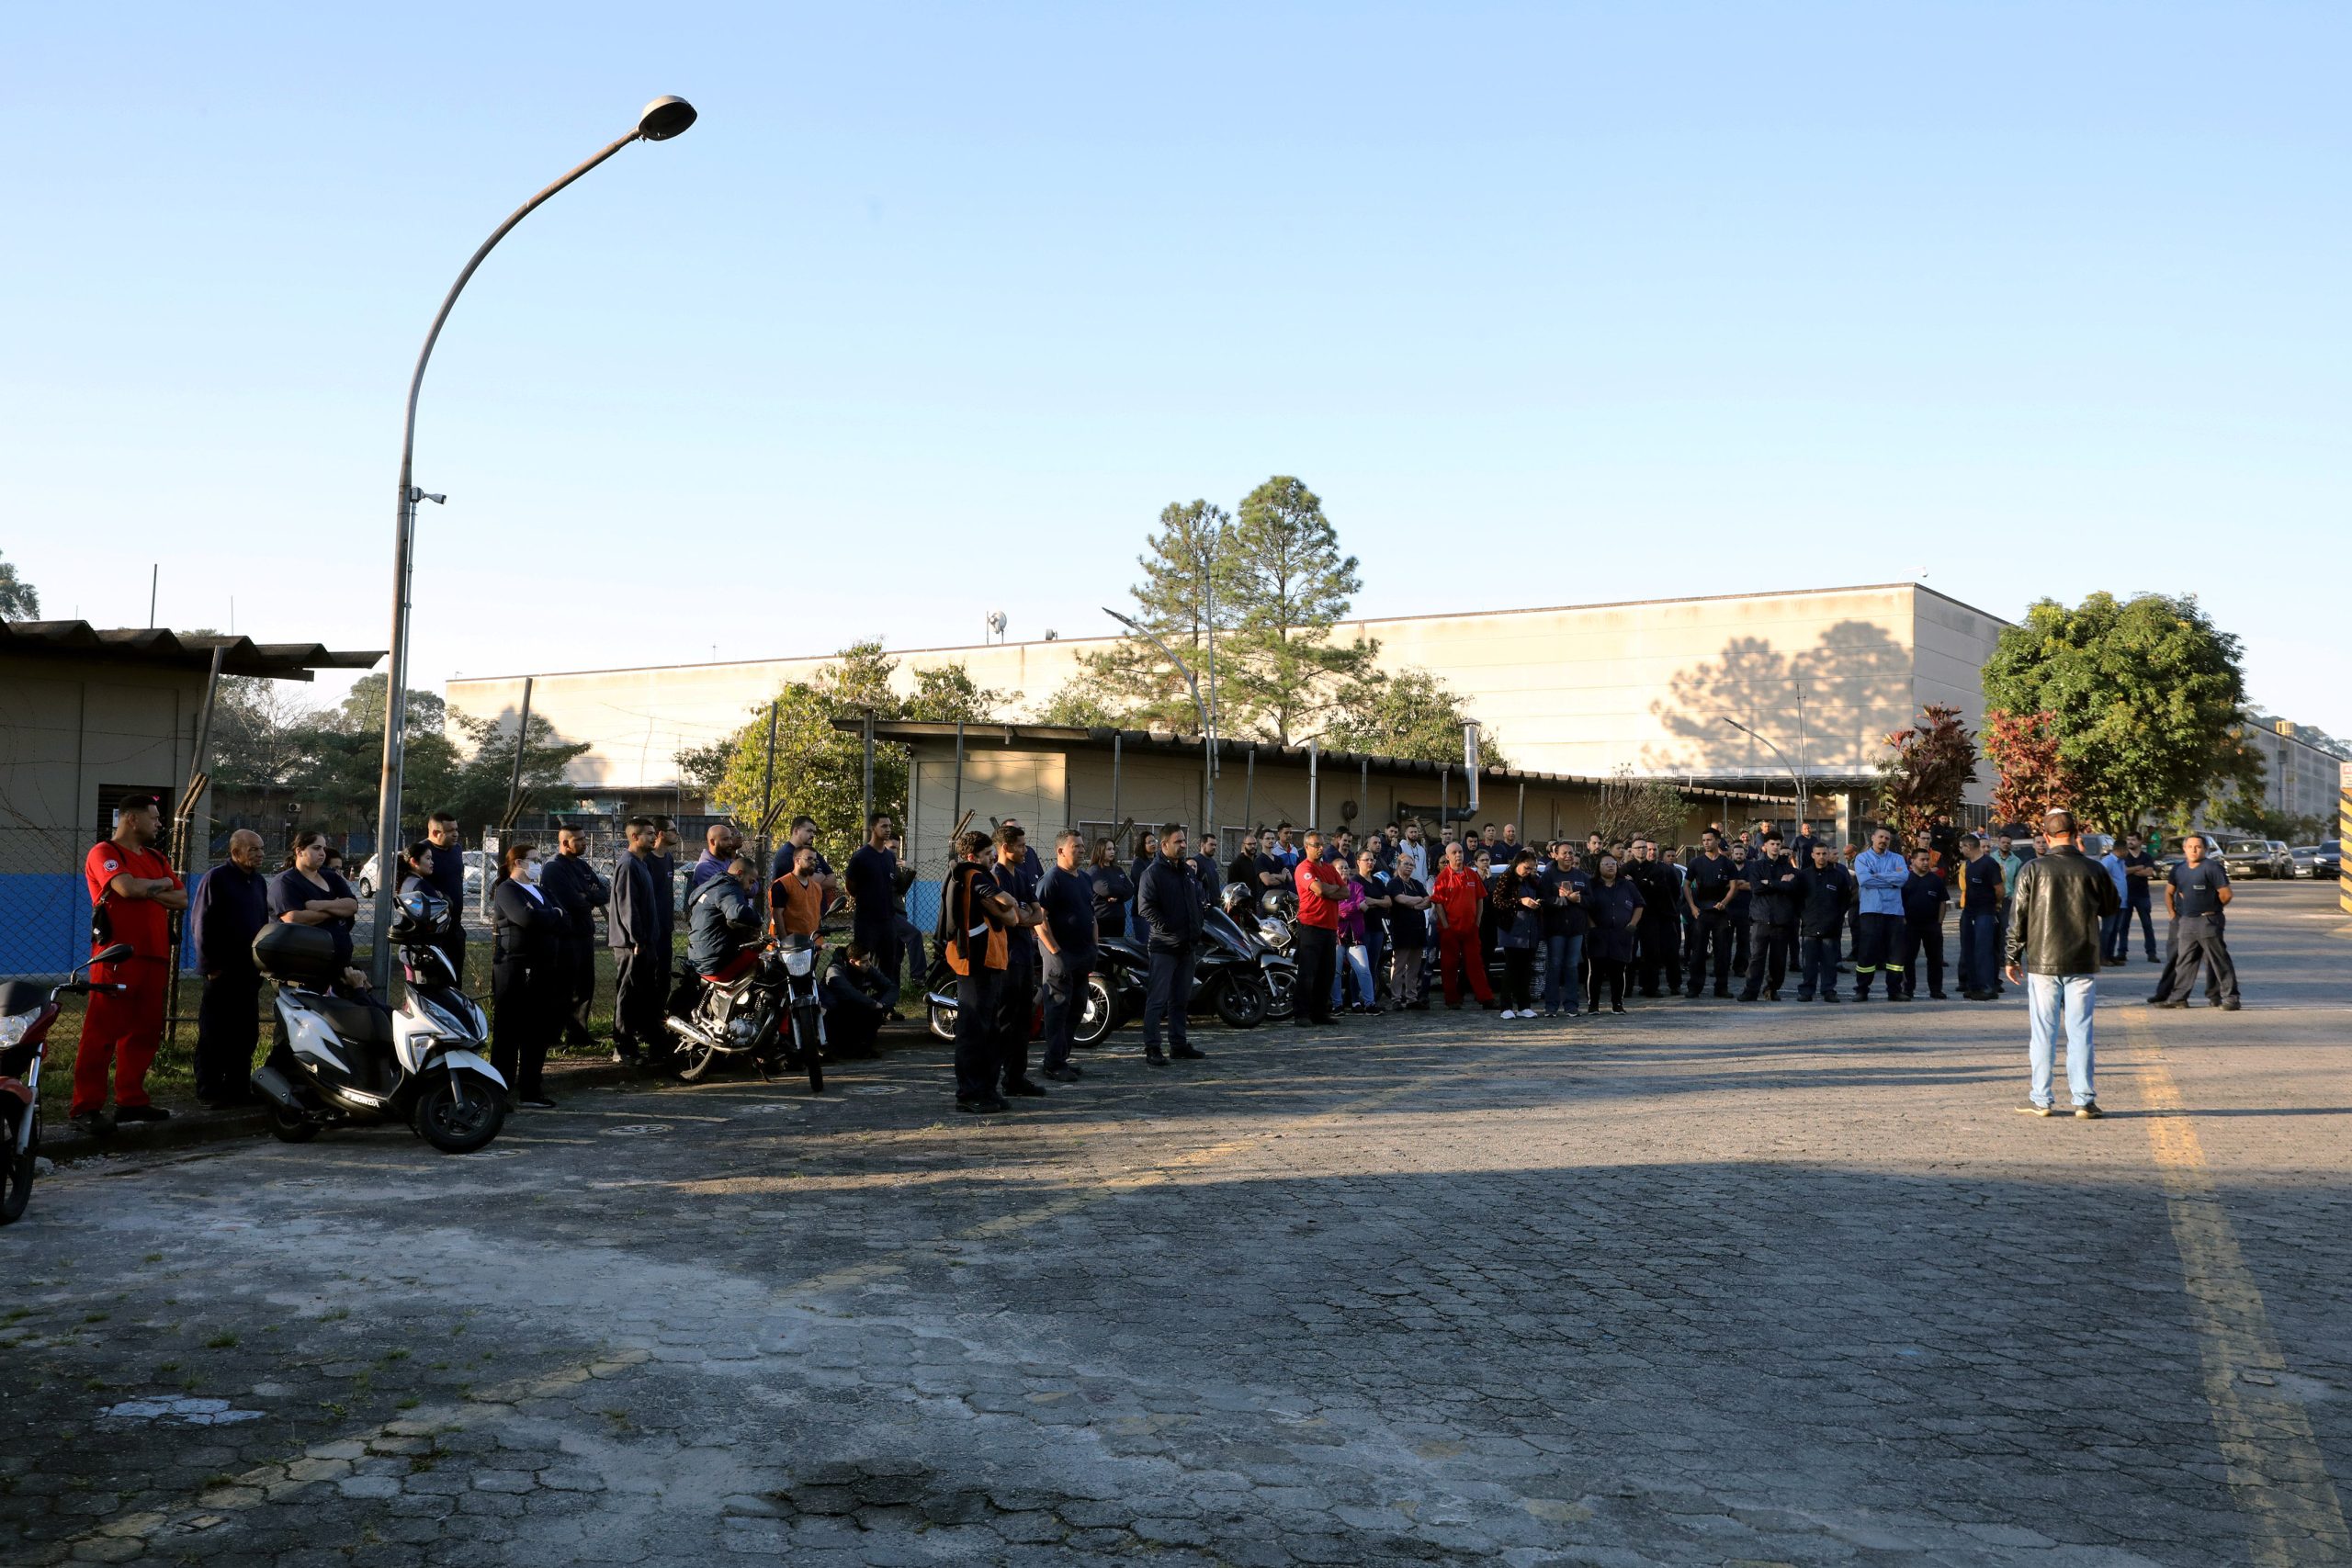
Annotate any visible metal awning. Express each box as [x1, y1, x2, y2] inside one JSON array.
[[0, 621, 383, 682]]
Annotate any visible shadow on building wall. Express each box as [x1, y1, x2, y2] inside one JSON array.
[[1641, 620, 1913, 777]]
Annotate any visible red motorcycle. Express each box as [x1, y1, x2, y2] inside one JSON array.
[[0, 942, 131, 1226]]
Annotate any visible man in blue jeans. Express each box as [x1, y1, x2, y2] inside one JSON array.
[[2005, 810, 2120, 1118], [1538, 841, 1589, 1016]]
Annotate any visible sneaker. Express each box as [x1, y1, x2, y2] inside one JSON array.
[[2221, 998, 2242, 1011], [2154, 998, 2188, 1010], [956, 1096, 1009, 1114], [1044, 1066, 1081, 1083], [1540, 1010, 1557, 1019], [1819, 994, 1841, 1003], [113, 1103, 172, 1124], [2074, 1101, 2104, 1119], [69, 1110, 115, 1137], [518, 1096, 556, 1111], [1170, 1045, 1206, 1060], [1145, 1051, 1170, 1067], [2017, 1102, 2058, 1117], [1001, 1078, 1049, 1098]]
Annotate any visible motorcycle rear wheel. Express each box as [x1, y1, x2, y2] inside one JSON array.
[[1214, 973, 1270, 1029], [927, 1001, 956, 1043], [673, 1036, 726, 1083], [266, 1102, 321, 1145], [413, 1070, 506, 1154], [1072, 974, 1118, 1046], [0, 1104, 35, 1225]]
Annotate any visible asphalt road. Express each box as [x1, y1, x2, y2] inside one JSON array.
[[5, 883, 2347, 1567]]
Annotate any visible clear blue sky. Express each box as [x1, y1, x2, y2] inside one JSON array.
[[6, 3, 2346, 737]]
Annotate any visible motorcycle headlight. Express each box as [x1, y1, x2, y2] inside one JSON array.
[[0, 1012, 33, 1049], [415, 996, 471, 1040], [784, 948, 816, 977]]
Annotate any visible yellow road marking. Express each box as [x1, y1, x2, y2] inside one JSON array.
[[2124, 1011, 2352, 1565]]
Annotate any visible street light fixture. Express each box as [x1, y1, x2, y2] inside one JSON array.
[[1105, 607, 1215, 854], [1724, 716, 1807, 833], [368, 96, 698, 986]]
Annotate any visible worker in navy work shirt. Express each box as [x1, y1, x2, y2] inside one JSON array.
[[1034, 829, 1100, 1083], [189, 829, 271, 1106], [1896, 846, 1951, 999], [421, 810, 469, 987], [2151, 835, 2240, 1010], [843, 813, 902, 1004]]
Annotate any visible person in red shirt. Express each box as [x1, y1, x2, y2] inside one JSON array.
[[76, 795, 187, 1133], [1291, 831, 1344, 1026], [1430, 841, 1498, 1008]]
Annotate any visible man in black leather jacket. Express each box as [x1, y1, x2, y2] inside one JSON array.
[[2004, 810, 2119, 1118]]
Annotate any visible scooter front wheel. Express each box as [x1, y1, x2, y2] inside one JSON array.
[[413, 1070, 506, 1154], [0, 1104, 36, 1225]]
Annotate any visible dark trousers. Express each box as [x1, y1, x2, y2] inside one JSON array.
[[1588, 956, 1627, 1010], [1740, 922, 1792, 998], [821, 972, 885, 1056], [1959, 908, 1999, 994], [1796, 933, 1838, 999], [435, 931, 467, 992], [1853, 912, 1904, 995], [612, 947, 668, 1055], [1685, 908, 1735, 994], [893, 914, 928, 1000], [2100, 908, 2131, 963], [1144, 946, 1197, 1049], [1293, 926, 1337, 1022], [491, 955, 554, 1099], [953, 968, 1001, 1100], [2128, 897, 2156, 958], [1041, 948, 1091, 1072], [1634, 911, 1676, 995], [990, 961, 1035, 1089], [1732, 917, 1750, 977], [1899, 918, 1946, 997], [560, 939, 597, 1043], [195, 966, 262, 1101], [854, 920, 900, 1010], [2156, 915, 2239, 1004], [1500, 948, 1535, 1010]]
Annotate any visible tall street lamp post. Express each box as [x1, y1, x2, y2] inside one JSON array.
[[369, 96, 698, 986], [1724, 716, 1806, 832]]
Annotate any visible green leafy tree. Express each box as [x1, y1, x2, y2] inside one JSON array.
[[1034, 682, 1126, 728], [0, 549, 39, 620], [683, 642, 1012, 859], [334, 672, 447, 736], [1324, 668, 1507, 767], [1594, 767, 1690, 850], [1220, 476, 1379, 747], [444, 710, 593, 828], [1873, 705, 1978, 839], [1073, 500, 1238, 731], [1982, 592, 2260, 833]]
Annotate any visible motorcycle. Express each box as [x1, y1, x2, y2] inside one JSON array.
[[1070, 904, 1283, 1031], [0, 942, 132, 1225], [923, 954, 1121, 1047], [250, 888, 507, 1155], [663, 933, 825, 1093], [1223, 886, 1300, 1020]]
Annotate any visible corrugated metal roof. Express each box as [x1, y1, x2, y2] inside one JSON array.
[[0, 621, 383, 682]]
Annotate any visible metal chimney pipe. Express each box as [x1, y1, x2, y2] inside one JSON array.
[[1306, 739, 1319, 832], [1462, 723, 1481, 816]]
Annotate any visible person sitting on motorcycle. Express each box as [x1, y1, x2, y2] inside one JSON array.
[[821, 941, 889, 1058], [687, 855, 763, 985]]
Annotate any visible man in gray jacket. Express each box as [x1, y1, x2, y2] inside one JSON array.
[[608, 817, 668, 1069], [2004, 810, 2120, 1118]]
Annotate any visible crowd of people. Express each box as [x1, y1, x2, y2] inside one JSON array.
[[51, 792, 2246, 1135]]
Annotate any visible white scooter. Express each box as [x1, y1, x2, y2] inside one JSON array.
[[250, 887, 507, 1154]]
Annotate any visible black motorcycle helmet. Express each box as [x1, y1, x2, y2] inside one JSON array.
[[1220, 882, 1255, 919], [390, 886, 449, 942]]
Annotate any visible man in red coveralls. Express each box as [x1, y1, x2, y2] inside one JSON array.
[[74, 795, 187, 1134], [1291, 831, 1343, 1027], [1431, 840, 1498, 1009]]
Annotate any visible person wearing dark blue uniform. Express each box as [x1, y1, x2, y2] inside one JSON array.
[[1136, 825, 1206, 1062], [1954, 834, 2005, 999], [844, 813, 902, 1004], [422, 811, 469, 988], [189, 829, 271, 1106], [489, 841, 564, 1109], [608, 817, 668, 1067], [1895, 849, 1950, 999], [1089, 838, 1135, 943], [2120, 832, 2160, 962], [1583, 856, 1642, 1014], [539, 827, 608, 1046], [1681, 830, 1740, 998], [2152, 838, 2239, 1009], [1035, 829, 1100, 1083], [1793, 842, 1852, 1001], [940, 830, 1015, 1113], [1738, 836, 1802, 1001]]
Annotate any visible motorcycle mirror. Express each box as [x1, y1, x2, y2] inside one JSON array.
[[93, 942, 134, 966]]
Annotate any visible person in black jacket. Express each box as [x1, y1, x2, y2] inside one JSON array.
[[822, 942, 890, 1058], [421, 811, 469, 987], [1088, 837, 1134, 943], [1627, 840, 1679, 997], [608, 817, 667, 1068], [1136, 824, 1205, 1066], [189, 829, 270, 1106], [538, 827, 609, 1047], [490, 841, 563, 1109], [1739, 835, 1803, 1001], [1794, 842, 1854, 1002], [2005, 810, 2119, 1116]]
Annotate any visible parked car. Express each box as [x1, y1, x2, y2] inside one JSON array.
[[2214, 837, 2290, 881], [355, 849, 486, 901], [2314, 845, 2342, 881]]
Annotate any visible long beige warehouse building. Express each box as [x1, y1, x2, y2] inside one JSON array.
[[447, 582, 2007, 816]]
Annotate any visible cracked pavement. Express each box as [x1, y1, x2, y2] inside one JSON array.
[[4, 883, 2347, 1565]]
